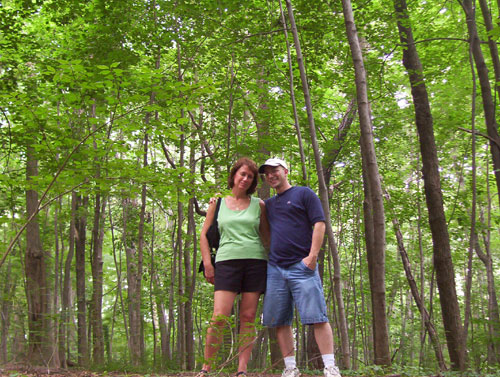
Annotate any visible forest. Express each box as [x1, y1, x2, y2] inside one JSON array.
[[0, 0, 499, 375]]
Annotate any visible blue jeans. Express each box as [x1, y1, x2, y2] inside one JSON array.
[[263, 261, 329, 327]]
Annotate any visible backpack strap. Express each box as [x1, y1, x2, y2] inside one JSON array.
[[213, 197, 222, 223]]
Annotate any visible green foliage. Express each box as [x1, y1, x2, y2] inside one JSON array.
[[0, 0, 499, 373]]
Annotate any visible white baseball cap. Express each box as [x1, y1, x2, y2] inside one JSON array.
[[258, 158, 288, 173]]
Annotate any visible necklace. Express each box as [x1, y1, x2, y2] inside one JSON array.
[[232, 196, 249, 211]]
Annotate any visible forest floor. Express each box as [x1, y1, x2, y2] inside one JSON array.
[[0, 365, 428, 377], [0, 365, 419, 377]]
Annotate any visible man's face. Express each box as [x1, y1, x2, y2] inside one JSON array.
[[263, 165, 287, 189]]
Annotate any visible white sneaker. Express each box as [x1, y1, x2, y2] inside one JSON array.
[[324, 366, 341, 377], [281, 367, 300, 377]]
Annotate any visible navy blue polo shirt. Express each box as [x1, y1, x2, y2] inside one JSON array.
[[265, 186, 325, 268]]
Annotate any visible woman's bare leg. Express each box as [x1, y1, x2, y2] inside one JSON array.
[[202, 290, 238, 371], [237, 292, 261, 373]]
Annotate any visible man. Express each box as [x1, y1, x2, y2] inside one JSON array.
[[259, 158, 341, 377]]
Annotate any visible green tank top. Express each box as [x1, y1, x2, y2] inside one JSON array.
[[215, 196, 267, 262]]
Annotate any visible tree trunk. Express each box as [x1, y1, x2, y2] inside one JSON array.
[[250, 326, 268, 369], [123, 196, 143, 366], [252, 53, 283, 371], [341, 0, 390, 366], [90, 193, 107, 364], [464, 63, 477, 343], [59, 192, 77, 367], [0, 260, 14, 363], [478, 0, 500, 100], [176, 198, 185, 367], [475, 229, 500, 363], [415, 155, 427, 368], [461, 0, 500, 206], [109, 204, 128, 359], [354, 184, 370, 366], [167, 220, 177, 365], [384, 189, 447, 370], [12, 310, 26, 361], [394, 0, 466, 370], [75, 194, 89, 365], [125, 130, 148, 366], [278, 0, 307, 183], [184, 149, 197, 370], [285, 0, 350, 368], [53, 201, 61, 364], [157, 289, 170, 367], [322, 98, 356, 187], [25, 145, 60, 367], [360, 161, 389, 366], [257, 170, 282, 369], [149, 209, 169, 366]]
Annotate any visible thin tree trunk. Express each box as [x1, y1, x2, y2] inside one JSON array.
[[149, 205, 157, 369], [384, 189, 447, 370], [284, 0, 350, 368], [478, 0, 500, 100], [184, 150, 197, 370], [122, 195, 142, 366], [12, 310, 26, 361], [464, 41, 478, 343], [397, 290, 410, 364], [88, 101, 105, 365], [176, 198, 185, 367], [75, 194, 89, 365], [176, 186, 186, 367], [126, 129, 148, 366], [346, 195, 361, 369], [278, 0, 307, 183], [416, 154, 427, 369], [59, 192, 77, 367], [2, 211, 20, 363], [150, 211, 169, 366], [0, 260, 13, 363], [175, 40, 187, 369], [394, 0, 466, 369], [53, 202, 61, 364], [157, 298, 169, 367], [323, 99, 356, 186], [109, 206, 129, 346], [252, 58, 283, 370], [90, 193, 107, 364], [341, 0, 390, 366], [481, 152, 499, 364], [257, 176, 282, 369], [353, 192, 370, 365], [226, 53, 236, 163], [460, 0, 500, 206], [475, 224, 500, 362], [167, 220, 177, 364]]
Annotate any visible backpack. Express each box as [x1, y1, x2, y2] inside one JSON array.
[[198, 197, 221, 274]]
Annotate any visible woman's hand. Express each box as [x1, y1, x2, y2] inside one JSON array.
[[200, 199, 218, 285], [204, 263, 215, 285]]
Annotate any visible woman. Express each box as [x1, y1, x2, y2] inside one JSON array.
[[198, 157, 269, 377]]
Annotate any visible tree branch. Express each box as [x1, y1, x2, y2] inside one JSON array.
[[459, 127, 500, 149]]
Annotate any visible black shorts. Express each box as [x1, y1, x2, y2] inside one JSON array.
[[214, 259, 267, 293]]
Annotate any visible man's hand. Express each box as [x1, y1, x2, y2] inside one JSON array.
[[208, 193, 222, 205], [302, 254, 318, 271]]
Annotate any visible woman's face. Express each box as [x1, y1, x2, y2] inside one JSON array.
[[233, 164, 255, 192]]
